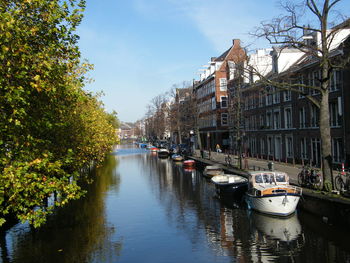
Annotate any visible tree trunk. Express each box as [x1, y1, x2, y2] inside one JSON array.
[[319, 90, 333, 191]]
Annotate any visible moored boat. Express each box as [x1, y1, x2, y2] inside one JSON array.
[[211, 174, 248, 200], [245, 171, 302, 217], [157, 148, 170, 158], [171, 154, 183, 162], [203, 165, 224, 178], [183, 159, 195, 167]]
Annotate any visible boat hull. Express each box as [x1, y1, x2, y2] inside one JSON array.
[[215, 182, 248, 200], [245, 193, 301, 216]]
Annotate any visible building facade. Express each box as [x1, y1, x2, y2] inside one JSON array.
[[193, 39, 246, 151]]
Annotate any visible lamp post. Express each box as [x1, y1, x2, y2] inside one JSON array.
[[189, 130, 194, 155]]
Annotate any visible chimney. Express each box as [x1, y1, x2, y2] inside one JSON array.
[[232, 39, 241, 48]]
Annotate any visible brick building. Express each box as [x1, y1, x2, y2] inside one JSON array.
[[193, 39, 246, 151], [230, 28, 350, 168]]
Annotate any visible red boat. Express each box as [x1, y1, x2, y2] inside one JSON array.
[[183, 159, 195, 167]]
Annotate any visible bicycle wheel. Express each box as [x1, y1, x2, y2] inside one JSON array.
[[334, 176, 344, 191], [313, 174, 322, 189], [297, 172, 304, 186]]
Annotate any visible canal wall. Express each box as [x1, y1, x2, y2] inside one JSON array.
[[189, 153, 350, 226]]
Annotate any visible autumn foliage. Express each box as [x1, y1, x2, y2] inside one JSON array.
[[0, 0, 119, 227]]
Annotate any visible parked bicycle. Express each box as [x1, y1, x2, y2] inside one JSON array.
[[225, 154, 233, 167], [298, 165, 322, 189], [334, 169, 350, 193]]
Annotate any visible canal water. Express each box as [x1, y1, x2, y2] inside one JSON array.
[[1, 146, 350, 263]]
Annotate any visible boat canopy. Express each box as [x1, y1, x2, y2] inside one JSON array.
[[248, 171, 289, 188]]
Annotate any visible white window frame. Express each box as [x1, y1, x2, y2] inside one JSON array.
[[285, 135, 293, 158], [219, 78, 227, 91], [221, 113, 228, 126], [284, 107, 292, 129], [220, 96, 228, 108]]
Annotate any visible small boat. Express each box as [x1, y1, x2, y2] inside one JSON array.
[[203, 165, 224, 178], [183, 159, 195, 167], [157, 148, 170, 158], [245, 171, 302, 217], [149, 146, 159, 152], [171, 154, 183, 162], [211, 174, 248, 200]]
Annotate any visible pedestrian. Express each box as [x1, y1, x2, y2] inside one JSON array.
[[216, 144, 221, 153]]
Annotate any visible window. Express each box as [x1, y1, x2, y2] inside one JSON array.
[[266, 87, 273, 106], [266, 111, 272, 129], [311, 70, 321, 95], [330, 99, 342, 127], [310, 105, 319, 127], [284, 107, 292, 129], [273, 109, 280, 129], [299, 107, 306, 128], [221, 96, 228, 108], [330, 70, 342, 92], [267, 136, 273, 156], [286, 136, 293, 158], [283, 89, 291, 102], [221, 113, 228, 126], [298, 76, 306, 99], [211, 97, 216, 110], [250, 137, 257, 155], [260, 138, 265, 154], [300, 138, 308, 159], [260, 114, 265, 128], [272, 87, 280, 104], [219, 78, 227, 91], [258, 91, 264, 107], [332, 138, 343, 163]]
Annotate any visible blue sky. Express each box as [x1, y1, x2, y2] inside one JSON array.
[[77, 0, 350, 122]]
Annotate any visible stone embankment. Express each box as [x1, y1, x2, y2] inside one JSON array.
[[190, 150, 350, 226]]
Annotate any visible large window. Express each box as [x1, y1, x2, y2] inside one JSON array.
[[299, 107, 306, 128], [259, 91, 264, 107], [266, 87, 273, 106], [266, 111, 272, 129], [298, 75, 306, 99], [330, 70, 342, 92], [273, 109, 280, 129], [285, 136, 293, 158], [300, 138, 308, 159], [219, 78, 227, 91], [260, 138, 265, 155], [283, 89, 291, 102], [272, 87, 280, 104], [221, 113, 228, 126], [332, 138, 343, 163], [311, 70, 321, 95], [330, 99, 342, 127], [284, 107, 292, 129], [211, 97, 216, 110], [310, 105, 319, 127], [220, 96, 228, 108]]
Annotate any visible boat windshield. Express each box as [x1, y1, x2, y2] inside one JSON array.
[[255, 174, 272, 183], [275, 173, 287, 183]]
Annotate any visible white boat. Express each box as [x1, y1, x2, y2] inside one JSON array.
[[245, 171, 302, 216], [157, 148, 169, 158], [211, 174, 248, 199], [203, 165, 224, 178]]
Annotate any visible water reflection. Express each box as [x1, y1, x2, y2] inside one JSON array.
[[1, 155, 122, 263], [2, 147, 350, 263]]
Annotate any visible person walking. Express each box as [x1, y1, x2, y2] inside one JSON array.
[[216, 144, 221, 153]]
